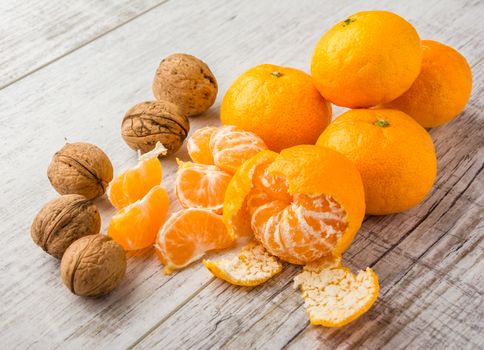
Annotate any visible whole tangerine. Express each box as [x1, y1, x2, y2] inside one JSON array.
[[317, 109, 437, 215], [220, 64, 331, 152], [311, 10, 422, 108], [380, 40, 473, 128]]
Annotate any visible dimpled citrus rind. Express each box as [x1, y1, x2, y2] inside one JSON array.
[[294, 262, 379, 327], [311, 10, 422, 108], [267, 145, 365, 255], [317, 109, 437, 215], [203, 242, 283, 287], [223, 150, 279, 238]]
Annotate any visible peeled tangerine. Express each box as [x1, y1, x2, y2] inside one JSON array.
[[175, 160, 232, 214], [204, 241, 282, 287], [294, 256, 379, 327], [108, 143, 167, 209], [155, 208, 234, 274], [224, 145, 366, 264], [108, 185, 169, 250]]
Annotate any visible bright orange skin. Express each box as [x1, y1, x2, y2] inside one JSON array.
[[223, 145, 366, 263], [221, 64, 332, 152], [317, 109, 437, 215], [311, 11, 422, 108], [380, 40, 473, 128], [108, 185, 169, 250]]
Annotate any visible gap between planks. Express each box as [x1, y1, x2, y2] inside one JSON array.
[[0, 0, 171, 91]]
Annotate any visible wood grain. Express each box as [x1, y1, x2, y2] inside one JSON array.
[[0, 0, 168, 89], [0, 0, 482, 349]]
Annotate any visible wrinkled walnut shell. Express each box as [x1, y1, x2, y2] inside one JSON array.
[[121, 100, 189, 155], [31, 194, 101, 259], [152, 53, 218, 117], [60, 235, 126, 297], [48, 142, 113, 199]]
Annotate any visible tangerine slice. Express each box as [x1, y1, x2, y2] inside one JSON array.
[[108, 142, 167, 209], [294, 257, 379, 327], [155, 208, 234, 274], [108, 185, 169, 250], [175, 160, 232, 214], [210, 125, 268, 174], [203, 242, 282, 286], [187, 126, 219, 165], [223, 145, 365, 264]]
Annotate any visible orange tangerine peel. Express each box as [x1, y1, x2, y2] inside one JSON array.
[[294, 257, 379, 328], [155, 208, 234, 275], [203, 241, 282, 287], [108, 142, 167, 209], [223, 150, 278, 238], [175, 160, 232, 214], [108, 185, 169, 251], [223, 145, 365, 264], [266, 145, 365, 255]]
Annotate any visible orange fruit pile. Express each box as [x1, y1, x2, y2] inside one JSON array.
[[224, 145, 365, 264]]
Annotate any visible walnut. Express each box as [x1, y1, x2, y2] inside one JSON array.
[[31, 194, 101, 259], [152, 53, 218, 117], [60, 235, 126, 297], [47, 142, 113, 199], [121, 100, 189, 155]]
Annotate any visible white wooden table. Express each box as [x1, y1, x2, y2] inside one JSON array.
[[1, 1, 483, 349]]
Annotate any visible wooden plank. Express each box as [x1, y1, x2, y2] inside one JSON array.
[[0, 0, 167, 88], [0, 0, 482, 349], [128, 1, 484, 349]]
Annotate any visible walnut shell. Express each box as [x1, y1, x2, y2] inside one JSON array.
[[121, 100, 190, 155], [47, 142, 113, 199], [152, 53, 218, 117], [60, 235, 126, 297], [31, 194, 101, 259]]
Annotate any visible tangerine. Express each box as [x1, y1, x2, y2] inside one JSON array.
[[210, 125, 268, 174], [311, 10, 422, 108], [223, 145, 365, 264], [380, 40, 473, 128], [187, 126, 219, 165], [317, 109, 437, 215], [221, 64, 332, 152], [155, 208, 234, 274], [108, 143, 166, 209], [108, 185, 169, 250], [175, 160, 232, 214]]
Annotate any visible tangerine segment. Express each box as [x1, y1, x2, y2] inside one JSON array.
[[294, 259, 379, 328], [223, 150, 279, 238], [155, 209, 234, 274], [108, 185, 169, 250], [203, 242, 282, 287], [108, 143, 167, 209], [210, 125, 268, 174], [250, 193, 348, 264], [187, 126, 219, 165], [175, 161, 232, 214]]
